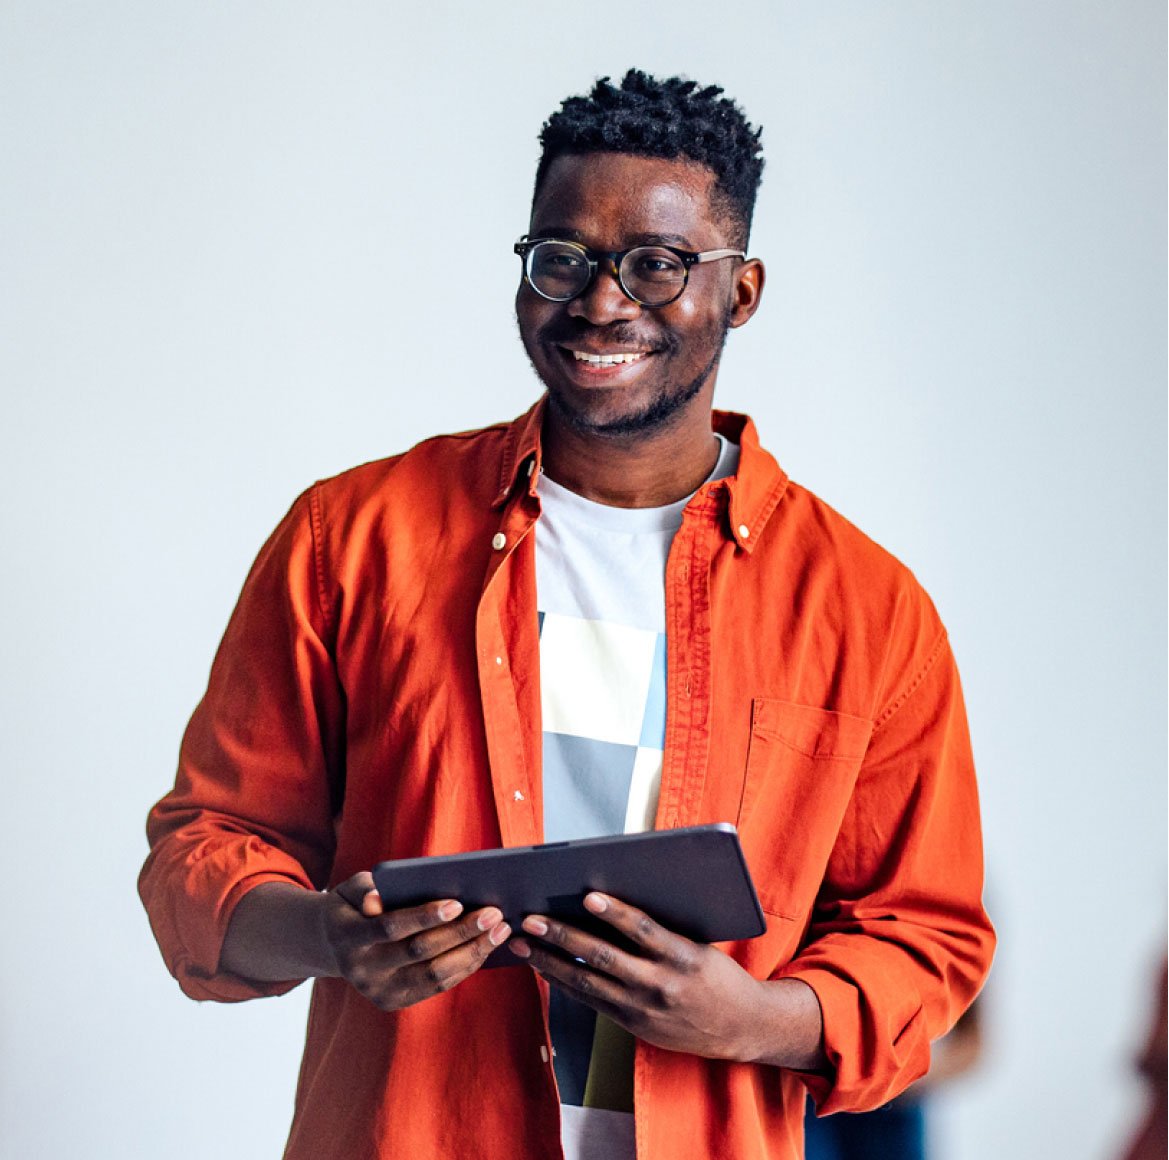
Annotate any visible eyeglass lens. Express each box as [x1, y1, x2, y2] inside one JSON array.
[[527, 242, 688, 306]]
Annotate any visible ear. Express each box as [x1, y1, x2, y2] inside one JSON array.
[[728, 258, 765, 328]]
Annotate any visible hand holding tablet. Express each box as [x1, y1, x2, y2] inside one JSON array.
[[371, 823, 765, 969]]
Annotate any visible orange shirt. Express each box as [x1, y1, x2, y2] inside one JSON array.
[[139, 402, 994, 1160]]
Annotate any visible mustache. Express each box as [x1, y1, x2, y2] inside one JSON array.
[[536, 318, 678, 354]]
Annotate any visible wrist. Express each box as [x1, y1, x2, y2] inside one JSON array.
[[221, 882, 340, 983], [735, 977, 827, 1071], [314, 889, 344, 978]]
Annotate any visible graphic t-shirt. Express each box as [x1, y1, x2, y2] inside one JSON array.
[[535, 435, 739, 1159]]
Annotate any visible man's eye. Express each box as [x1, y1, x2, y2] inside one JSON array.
[[631, 253, 685, 280], [534, 249, 587, 278], [544, 253, 586, 269]]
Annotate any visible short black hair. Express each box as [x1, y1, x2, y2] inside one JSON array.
[[535, 69, 765, 247]]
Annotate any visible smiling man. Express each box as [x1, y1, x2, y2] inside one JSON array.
[[140, 72, 994, 1160]]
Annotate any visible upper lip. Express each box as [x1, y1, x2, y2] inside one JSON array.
[[557, 344, 655, 356]]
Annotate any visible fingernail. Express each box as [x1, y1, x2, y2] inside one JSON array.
[[510, 939, 531, 959], [584, 893, 608, 913], [438, 901, 463, 922], [477, 908, 503, 931], [489, 922, 512, 947], [523, 916, 548, 936]]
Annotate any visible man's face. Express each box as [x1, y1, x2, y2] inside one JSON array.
[[516, 152, 762, 439]]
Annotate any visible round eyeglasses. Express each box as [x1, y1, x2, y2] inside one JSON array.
[[514, 236, 745, 308]]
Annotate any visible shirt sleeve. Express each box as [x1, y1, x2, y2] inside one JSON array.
[[138, 488, 345, 1002], [775, 622, 996, 1114]]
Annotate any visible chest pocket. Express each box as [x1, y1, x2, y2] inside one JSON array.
[[737, 699, 872, 920]]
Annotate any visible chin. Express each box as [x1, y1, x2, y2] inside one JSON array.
[[547, 381, 701, 440]]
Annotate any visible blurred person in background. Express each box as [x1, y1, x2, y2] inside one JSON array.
[[804, 996, 983, 1160], [1118, 956, 1167, 1160]]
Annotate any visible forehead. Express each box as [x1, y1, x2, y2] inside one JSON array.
[[529, 152, 725, 248]]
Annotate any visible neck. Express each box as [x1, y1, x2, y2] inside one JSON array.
[[540, 402, 721, 508]]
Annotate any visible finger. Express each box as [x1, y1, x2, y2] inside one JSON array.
[[520, 914, 644, 983], [373, 899, 466, 944], [395, 906, 506, 964], [581, 893, 694, 968], [396, 923, 512, 998], [512, 937, 628, 1017]]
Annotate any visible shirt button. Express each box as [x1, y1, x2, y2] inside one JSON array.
[[540, 1045, 550, 1063], [492, 532, 507, 550], [738, 524, 750, 539]]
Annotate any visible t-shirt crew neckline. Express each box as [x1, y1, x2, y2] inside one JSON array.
[[536, 433, 739, 532]]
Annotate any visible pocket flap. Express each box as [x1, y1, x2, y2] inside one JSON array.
[[751, 699, 873, 761]]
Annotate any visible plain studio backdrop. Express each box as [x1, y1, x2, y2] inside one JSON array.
[[1, 3, 1164, 1158]]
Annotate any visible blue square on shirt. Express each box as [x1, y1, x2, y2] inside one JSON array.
[[542, 732, 638, 843], [638, 632, 667, 750]]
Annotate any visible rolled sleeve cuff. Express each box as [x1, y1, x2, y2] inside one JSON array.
[[140, 836, 317, 1003], [774, 962, 930, 1115]]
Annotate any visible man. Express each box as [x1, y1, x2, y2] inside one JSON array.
[[140, 71, 994, 1160]]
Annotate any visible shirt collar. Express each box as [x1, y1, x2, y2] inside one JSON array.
[[493, 397, 547, 507], [494, 398, 789, 552], [710, 410, 789, 553]]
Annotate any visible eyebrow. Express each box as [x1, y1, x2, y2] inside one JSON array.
[[530, 228, 696, 250]]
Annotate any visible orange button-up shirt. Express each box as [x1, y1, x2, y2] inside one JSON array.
[[140, 402, 994, 1160]]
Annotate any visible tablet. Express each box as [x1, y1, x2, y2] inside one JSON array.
[[371, 822, 766, 968]]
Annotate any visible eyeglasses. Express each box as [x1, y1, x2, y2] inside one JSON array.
[[514, 236, 745, 308]]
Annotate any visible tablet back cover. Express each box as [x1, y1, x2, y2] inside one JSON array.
[[372, 823, 766, 968]]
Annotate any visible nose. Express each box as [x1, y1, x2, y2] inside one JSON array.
[[566, 259, 642, 325]]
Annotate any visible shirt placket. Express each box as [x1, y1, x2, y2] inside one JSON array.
[[475, 473, 565, 1141], [475, 487, 544, 850], [655, 495, 718, 831]]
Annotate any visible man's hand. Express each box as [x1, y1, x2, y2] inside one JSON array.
[[219, 875, 510, 1010], [323, 872, 511, 1011], [509, 891, 825, 1070]]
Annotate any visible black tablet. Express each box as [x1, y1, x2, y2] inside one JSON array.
[[371, 822, 766, 968]]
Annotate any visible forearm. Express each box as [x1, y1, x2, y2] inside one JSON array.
[[219, 882, 340, 983], [736, 978, 826, 1071]]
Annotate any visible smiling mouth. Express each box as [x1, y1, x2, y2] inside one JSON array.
[[571, 350, 648, 366]]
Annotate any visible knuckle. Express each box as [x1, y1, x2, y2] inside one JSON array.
[[591, 944, 615, 971], [636, 915, 656, 942], [623, 1006, 647, 1034], [650, 979, 677, 1009], [548, 924, 569, 948], [404, 934, 430, 962]]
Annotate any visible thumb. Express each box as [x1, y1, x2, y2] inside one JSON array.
[[334, 871, 383, 916]]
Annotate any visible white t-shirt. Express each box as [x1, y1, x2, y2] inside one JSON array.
[[535, 434, 740, 1159]]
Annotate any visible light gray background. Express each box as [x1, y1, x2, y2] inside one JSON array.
[[1, 3, 1164, 1158]]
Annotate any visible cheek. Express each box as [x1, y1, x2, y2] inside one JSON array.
[[515, 294, 547, 351], [666, 286, 724, 329], [668, 302, 730, 355]]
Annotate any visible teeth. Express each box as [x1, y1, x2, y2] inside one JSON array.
[[571, 351, 647, 366]]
